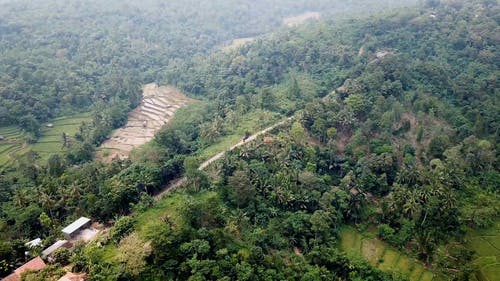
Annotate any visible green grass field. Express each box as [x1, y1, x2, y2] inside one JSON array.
[[340, 227, 434, 281], [194, 109, 282, 163], [0, 113, 91, 169], [98, 191, 196, 264], [466, 220, 500, 281]]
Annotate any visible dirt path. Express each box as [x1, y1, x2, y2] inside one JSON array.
[[154, 117, 293, 199]]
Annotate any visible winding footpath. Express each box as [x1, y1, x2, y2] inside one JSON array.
[[154, 117, 293, 199]]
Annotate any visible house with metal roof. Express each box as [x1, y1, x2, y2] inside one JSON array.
[[61, 217, 91, 239], [41, 240, 71, 259], [25, 238, 42, 248]]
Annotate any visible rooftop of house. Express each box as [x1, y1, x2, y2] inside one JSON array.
[[14, 256, 46, 275], [62, 217, 91, 235], [3, 256, 46, 281], [42, 240, 69, 258], [25, 238, 42, 248]]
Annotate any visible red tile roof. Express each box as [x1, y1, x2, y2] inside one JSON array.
[[14, 256, 46, 275], [2, 273, 20, 281], [2, 257, 46, 281]]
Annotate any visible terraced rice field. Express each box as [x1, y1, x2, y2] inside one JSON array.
[[340, 227, 434, 281], [99, 83, 192, 162], [467, 220, 500, 281], [0, 125, 31, 168], [0, 113, 91, 169]]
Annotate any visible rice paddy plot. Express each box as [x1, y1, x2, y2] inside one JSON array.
[[361, 238, 385, 265], [340, 227, 359, 254], [469, 238, 498, 257], [483, 236, 500, 251], [409, 264, 425, 280], [420, 271, 434, 281], [0, 144, 15, 167], [0, 143, 15, 155], [0, 113, 91, 167], [396, 255, 412, 273], [99, 84, 192, 162], [30, 141, 62, 153], [378, 249, 400, 271], [466, 220, 500, 281], [339, 227, 434, 281]]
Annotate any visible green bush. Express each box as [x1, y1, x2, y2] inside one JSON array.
[[52, 248, 71, 265], [377, 224, 396, 242], [110, 216, 134, 243]]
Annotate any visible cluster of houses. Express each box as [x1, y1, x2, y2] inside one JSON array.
[[3, 217, 98, 281]]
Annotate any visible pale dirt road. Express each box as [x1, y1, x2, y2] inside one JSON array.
[[154, 117, 293, 199]]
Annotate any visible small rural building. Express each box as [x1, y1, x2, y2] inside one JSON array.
[[0, 135, 4, 140], [3, 256, 46, 281], [25, 238, 42, 248], [41, 240, 71, 259], [62, 217, 91, 239], [46, 123, 54, 128]]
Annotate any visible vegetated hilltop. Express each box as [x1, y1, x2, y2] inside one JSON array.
[[0, 0, 416, 173], [0, 0, 416, 129], [45, 0, 495, 280], [0, 0, 422, 277], [1, 0, 498, 280]]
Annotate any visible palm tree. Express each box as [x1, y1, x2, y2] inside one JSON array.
[[13, 188, 30, 208], [402, 189, 422, 220]]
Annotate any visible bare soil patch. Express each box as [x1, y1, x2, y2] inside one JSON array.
[[222, 37, 256, 52], [283, 12, 321, 27], [99, 84, 192, 162]]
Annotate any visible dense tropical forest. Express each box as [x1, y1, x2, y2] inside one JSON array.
[[0, 0, 499, 280], [0, 0, 414, 143]]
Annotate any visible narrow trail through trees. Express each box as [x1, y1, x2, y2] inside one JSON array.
[[154, 117, 293, 199]]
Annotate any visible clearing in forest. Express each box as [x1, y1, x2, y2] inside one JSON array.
[[99, 84, 192, 162], [339, 227, 434, 281], [283, 12, 321, 27], [222, 37, 256, 52], [221, 12, 321, 52]]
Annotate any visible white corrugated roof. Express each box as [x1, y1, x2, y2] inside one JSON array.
[[42, 240, 68, 257], [25, 238, 42, 248], [61, 217, 91, 235]]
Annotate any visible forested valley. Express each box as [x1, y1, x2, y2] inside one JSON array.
[[0, 0, 498, 280]]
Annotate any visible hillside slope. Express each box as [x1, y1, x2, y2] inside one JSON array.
[[99, 84, 192, 162], [55, 1, 498, 280], [1, 1, 498, 280]]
